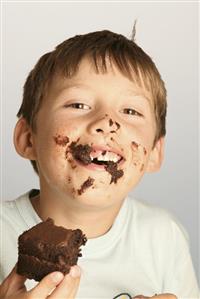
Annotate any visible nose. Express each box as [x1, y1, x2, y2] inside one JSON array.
[[87, 115, 120, 136]]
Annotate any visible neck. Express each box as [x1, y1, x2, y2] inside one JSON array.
[[30, 190, 124, 239]]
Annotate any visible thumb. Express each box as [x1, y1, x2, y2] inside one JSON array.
[[29, 271, 64, 298], [0, 265, 27, 296]]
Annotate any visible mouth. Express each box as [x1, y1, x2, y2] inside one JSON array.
[[68, 142, 125, 184], [69, 143, 125, 171]]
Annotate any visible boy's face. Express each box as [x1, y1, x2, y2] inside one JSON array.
[[29, 57, 163, 208]]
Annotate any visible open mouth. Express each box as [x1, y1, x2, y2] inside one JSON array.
[[69, 142, 124, 166], [68, 142, 124, 184], [89, 151, 124, 166]]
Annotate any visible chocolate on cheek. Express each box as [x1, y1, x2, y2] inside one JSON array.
[[54, 134, 70, 146], [140, 163, 145, 172], [53, 134, 78, 168], [131, 141, 147, 172]]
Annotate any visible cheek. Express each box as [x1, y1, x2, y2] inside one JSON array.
[[131, 141, 148, 172], [35, 122, 79, 172]]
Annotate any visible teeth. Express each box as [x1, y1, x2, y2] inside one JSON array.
[[90, 151, 121, 163]]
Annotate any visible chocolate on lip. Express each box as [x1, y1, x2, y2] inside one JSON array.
[[69, 142, 93, 165], [69, 142, 124, 165]]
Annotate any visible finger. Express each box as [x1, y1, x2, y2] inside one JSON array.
[[49, 265, 81, 299], [29, 271, 64, 298], [133, 295, 149, 299], [151, 294, 177, 299], [0, 264, 27, 296]]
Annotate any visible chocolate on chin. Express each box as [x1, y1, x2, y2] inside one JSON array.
[[17, 218, 87, 281]]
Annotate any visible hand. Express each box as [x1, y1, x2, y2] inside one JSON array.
[[0, 264, 81, 299], [134, 294, 177, 299]]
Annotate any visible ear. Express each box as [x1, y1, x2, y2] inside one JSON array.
[[13, 118, 37, 160], [145, 137, 165, 173]]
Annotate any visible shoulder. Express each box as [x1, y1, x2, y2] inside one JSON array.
[[127, 196, 189, 245], [0, 191, 31, 232]]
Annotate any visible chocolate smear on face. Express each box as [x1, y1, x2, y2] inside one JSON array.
[[115, 122, 120, 130], [78, 177, 95, 195], [54, 135, 69, 146], [105, 161, 124, 184], [132, 141, 139, 149], [65, 149, 69, 159], [109, 119, 114, 126], [67, 158, 77, 169], [69, 142, 93, 165], [140, 163, 145, 172]]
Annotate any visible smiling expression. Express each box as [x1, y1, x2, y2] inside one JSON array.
[[31, 57, 159, 208]]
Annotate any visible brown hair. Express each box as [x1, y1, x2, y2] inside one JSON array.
[[17, 29, 167, 174]]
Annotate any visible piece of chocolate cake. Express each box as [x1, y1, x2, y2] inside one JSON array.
[[17, 218, 87, 281]]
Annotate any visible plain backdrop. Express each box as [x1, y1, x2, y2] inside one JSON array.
[[2, 1, 199, 283]]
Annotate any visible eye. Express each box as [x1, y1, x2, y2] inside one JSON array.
[[64, 103, 91, 110], [122, 108, 143, 117]]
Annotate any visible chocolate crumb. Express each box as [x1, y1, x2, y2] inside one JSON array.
[[105, 161, 124, 184], [143, 147, 147, 155], [115, 122, 120, 130], [110, 130, 116, 133], [69, 142, 92, 165], [78, 177, 95, 195], [102, 150, 106, 156], [140, 164, 145, 172], [109, 119, 114, 126], [65, 149, 69, 159], [132, 141, 139, 149], [68, 176, 72, 183], [54, 135, 69, 146], [67, 158, 77, 169]]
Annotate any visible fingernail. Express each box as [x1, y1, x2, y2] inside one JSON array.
[[50, 271, 64, 283], [69, 265, 81, 278]]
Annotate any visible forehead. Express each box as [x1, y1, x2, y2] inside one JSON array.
[[46, 57, 153, 104]]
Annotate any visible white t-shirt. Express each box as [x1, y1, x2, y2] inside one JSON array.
[[0, 190, 199, 299]]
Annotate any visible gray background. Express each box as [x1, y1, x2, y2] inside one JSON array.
[[2, 1, 199, 283]]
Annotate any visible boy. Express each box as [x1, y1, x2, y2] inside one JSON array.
[[0, 29, 199, 299]]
